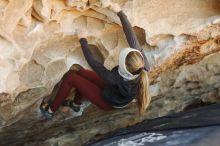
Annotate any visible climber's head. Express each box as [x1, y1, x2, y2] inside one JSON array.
[[125, 51, 144, 75], [118, 48, 144, 80], [118, 48, 151, 116]]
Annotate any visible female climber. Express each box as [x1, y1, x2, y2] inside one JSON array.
[[40, 3, 151, 118]]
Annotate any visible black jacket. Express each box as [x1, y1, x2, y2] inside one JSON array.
[[79, 11, 150, 108]]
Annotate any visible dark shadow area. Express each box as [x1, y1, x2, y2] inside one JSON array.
[[88, 44, 105, 64], [87, 104, 220, 146], [133, 26, 146, 46], [183, 99, 214, 111]]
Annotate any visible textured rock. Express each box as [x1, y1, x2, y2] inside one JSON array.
[[0, 0, 219, 145]]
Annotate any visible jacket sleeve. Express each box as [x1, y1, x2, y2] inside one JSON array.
[[79, 38, 116, 85], [117, 11, 151, 71]]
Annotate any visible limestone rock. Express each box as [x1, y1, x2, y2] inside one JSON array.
[[0, 0, 219, 145]]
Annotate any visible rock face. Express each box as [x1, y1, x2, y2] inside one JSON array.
[[0, 0, 219, 145]]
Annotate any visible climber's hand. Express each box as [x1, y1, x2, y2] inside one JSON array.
[[101, 0, 121, 13], [109, 3, 121, 13], [100, 0, 111, 8], [76, 29, 87, 39]]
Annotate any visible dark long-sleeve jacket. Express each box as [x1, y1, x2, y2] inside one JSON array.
[[79, 11, 150, 108]]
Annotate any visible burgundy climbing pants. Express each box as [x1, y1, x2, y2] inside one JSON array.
[[50, 69, 113, 112]]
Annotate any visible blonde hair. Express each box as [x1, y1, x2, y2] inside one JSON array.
[[126, 51, 151, 116]]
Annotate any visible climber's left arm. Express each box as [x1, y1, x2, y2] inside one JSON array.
[[117, 11, 150, 71]]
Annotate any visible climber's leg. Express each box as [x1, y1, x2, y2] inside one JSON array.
[[50, 72, 112, 112], [76, 68, 106, 89]]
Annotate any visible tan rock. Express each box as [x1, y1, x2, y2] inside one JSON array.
[[0, 0, 219, 145]]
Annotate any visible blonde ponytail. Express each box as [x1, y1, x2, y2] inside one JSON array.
[[136, 69, 151, 116], [125, 51, 151, 116]]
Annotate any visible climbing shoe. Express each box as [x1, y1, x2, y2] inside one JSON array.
[[63, 99, 81, 112], [40, 100, 54, 119]]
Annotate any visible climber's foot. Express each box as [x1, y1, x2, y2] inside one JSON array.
[[40, 100, 54, 119], [62, 99, 81, 112]]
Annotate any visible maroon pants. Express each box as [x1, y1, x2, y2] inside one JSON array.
[[50, 69, 113, 112]]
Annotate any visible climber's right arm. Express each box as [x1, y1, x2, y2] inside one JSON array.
[[117, 11, 143, 51], [117, 11, 151, 71]]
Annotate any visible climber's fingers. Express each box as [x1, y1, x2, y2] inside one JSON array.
[[109, 3, 121, 13], [76, 29, 88, 39], [100, 0, 121, 13], [100, 0, 111, 8]]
